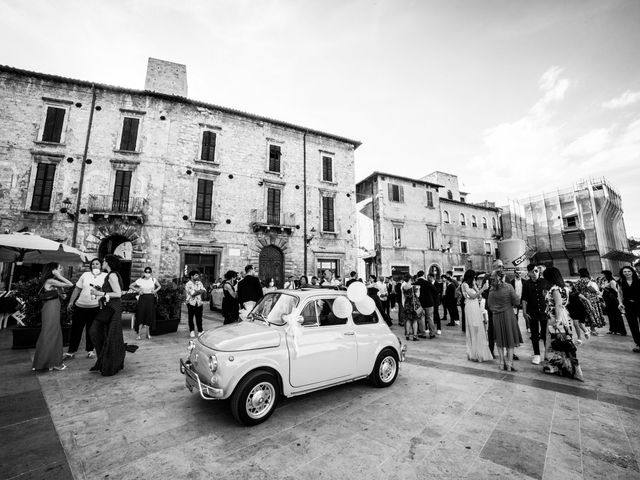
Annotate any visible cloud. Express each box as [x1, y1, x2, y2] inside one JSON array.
[[467, 67, 640, 236], [602, 91, 640, 109], [562, 128, 612, 157]]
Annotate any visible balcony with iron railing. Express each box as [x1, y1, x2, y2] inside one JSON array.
[[250, 209, 297, 234], [87, 194, 147, 223]]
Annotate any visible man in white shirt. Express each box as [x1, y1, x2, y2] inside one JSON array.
[[185, 270, 206, 337], [321, 269, 340, 287], [64, 258, 107, 359], [510, 270, 525, 329]]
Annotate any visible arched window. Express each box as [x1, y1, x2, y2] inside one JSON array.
[[443, 211, 450, 223], [447, 190, 453, 200], [482, 217, 488, 229], [471, 215, 477, 228], [459, 213, 466, 226], [492, 217, 497, 232]]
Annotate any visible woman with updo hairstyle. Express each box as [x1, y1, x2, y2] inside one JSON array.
[[462, 270, 492, 363], [221, 270, 240, 324], [487, 267, 520, 372], [89, 254, 126, 376]]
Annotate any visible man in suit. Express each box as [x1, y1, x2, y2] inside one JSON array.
[[414, 270, 437, 338], [443, 274, 459, 326], [237, 265, 263, 312]]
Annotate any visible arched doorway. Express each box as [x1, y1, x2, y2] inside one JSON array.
[[259, 245, 284, 288], [99, 235, 133, 288]]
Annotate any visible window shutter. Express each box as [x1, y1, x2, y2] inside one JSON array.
[[267, 188, 281, 224], [201, 131, 216, 161], [42, 107, 65, 143], [31, 163, 56, 211], [196, 179, 213, 221], [388, 183, 393, 201], [322, 156, 332, 181], [112, 170, 132, 212], [120, 117, 139, 151], [322, 197, 335, 232], [269, 145, 281, 172], [399, 186, 404, 203]]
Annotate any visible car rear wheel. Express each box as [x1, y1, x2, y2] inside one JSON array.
[[370, 349, 398, 387], [230, 370, 279, 426]]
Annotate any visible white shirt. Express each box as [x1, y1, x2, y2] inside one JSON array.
[[185, 280, 205, 306], [75, 271, 107, 308], [513, 278, 523, 298], [133, 277, 156, 294]]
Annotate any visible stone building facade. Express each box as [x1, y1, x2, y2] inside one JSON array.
[[356, 172, 443, 279], [0, 60, 360, 287], [422, 172, 501, 277], [356, 171, 501, 280], [500, 177, 633, 277]]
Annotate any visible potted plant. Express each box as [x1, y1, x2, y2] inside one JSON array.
[[151, 279, 185, 336], [11, 278, 72, 349]]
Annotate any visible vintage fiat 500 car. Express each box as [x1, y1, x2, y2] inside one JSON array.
[[179, 288, 406, 425]]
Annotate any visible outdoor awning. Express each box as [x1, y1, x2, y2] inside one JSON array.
[[601, 249, 638, 263]]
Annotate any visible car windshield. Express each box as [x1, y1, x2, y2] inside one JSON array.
[[250, 293, 299, 326]]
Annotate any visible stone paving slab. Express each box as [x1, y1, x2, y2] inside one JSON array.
[[2, 306, 640, 479]]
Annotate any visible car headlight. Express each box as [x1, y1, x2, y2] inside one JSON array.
[[208, 354, 218, 373]]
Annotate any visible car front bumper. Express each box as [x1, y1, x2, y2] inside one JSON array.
[[179, 358, 224, 400]]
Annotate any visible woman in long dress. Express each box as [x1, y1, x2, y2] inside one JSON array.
[[32, 263, 73, 371], [462, 270, 493, 363], [543, 267, 584, 381], [89, 255, 126, 376], [130, 267, 161, 340]]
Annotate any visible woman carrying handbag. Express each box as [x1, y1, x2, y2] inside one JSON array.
[[89, 255, 126, 376], [32, 263, 73, 372]]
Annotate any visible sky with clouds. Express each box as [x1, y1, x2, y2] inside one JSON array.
[[2, 0, 639, 235]]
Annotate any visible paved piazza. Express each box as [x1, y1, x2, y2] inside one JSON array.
[[1, 308, 639, 480]]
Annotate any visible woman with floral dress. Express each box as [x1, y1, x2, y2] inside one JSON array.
[[574, 268, 605, 335], [402, 274, 419, 341], [543, 267, 584, 381]]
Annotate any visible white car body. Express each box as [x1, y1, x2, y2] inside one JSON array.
[[180, 289, 406, 424]]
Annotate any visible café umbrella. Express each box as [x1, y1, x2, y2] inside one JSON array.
[[0, 233, 89, 289]]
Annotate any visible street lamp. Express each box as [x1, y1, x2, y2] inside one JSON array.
[[60, 197, 75, 220]]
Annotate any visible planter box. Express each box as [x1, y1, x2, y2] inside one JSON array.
[[150, 318, 180, 336], [12, 325, 71, 350]]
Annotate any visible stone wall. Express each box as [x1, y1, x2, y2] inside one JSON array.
[[0, 66, 358, 286]]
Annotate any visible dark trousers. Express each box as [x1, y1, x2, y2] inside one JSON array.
[[433, 303, 441, 330], [624, 301, 640, 347], [529, 313, 548, 356], [445, 301, 459, 323], [68, 306, 98, 353], [486, 310, 494, 353], [187, 304, 203, 333], [381, 299, 390, 319], [461, 300, 466, 332]]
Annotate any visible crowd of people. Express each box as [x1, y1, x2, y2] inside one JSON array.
[[30, 256, 640, 384]]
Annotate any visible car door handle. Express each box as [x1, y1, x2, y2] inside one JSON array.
[[344, 332, 355, 336]]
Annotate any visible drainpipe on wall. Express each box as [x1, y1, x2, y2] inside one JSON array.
[[303, 130, 308, 276], [71, 84, 97, 249]]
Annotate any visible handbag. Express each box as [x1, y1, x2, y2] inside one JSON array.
[[39, 287, 59, 302], [94, 304, 115, 324]]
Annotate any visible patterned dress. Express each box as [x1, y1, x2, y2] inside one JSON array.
[[574, 278, 605, 328], [545, 285, 583, 381]]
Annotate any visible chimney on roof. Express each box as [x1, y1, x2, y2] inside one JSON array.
[[144, 58, 188, 97]]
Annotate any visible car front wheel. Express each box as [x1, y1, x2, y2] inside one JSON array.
[[370, 349, 399, 387], [230, 370, 279, 426]]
